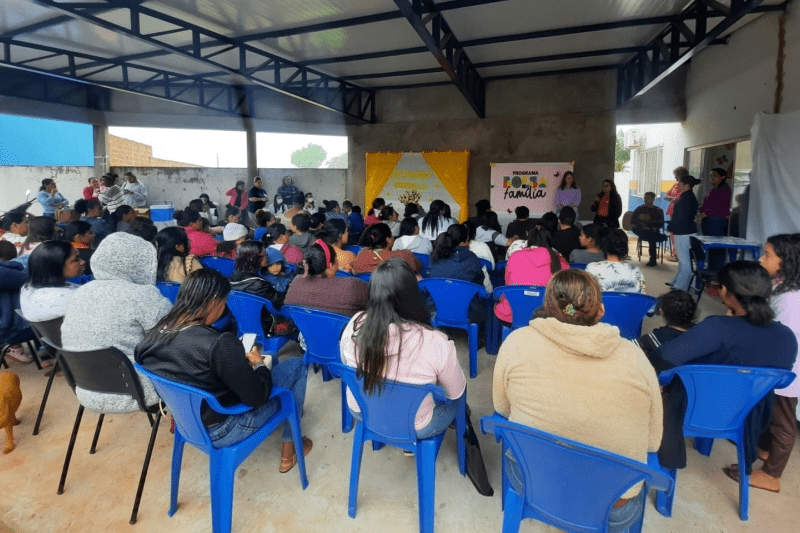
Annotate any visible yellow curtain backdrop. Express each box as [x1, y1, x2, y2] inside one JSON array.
[[365, 152, 404, 211], [422, 151, 471, 222]]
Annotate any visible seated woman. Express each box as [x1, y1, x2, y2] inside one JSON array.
[[114, 205, 137, 234], [135, 269, 312, 470], [392, 217, 433, 256], [378, 206, 401, 237], [229, 240, 285, 311], [0, 212, 29, 252], [476, 211, 517, 256], [494, 227, 569, 324], [215, 223, 248, 259], [464, 221, 494, 293], [263, 224, 304, 265], [429, 224, 486, 322], [61, 232, 172, 413], [340, 258, 466, 438], [19, 216, 57, 260], [585, 229, 646, 293], [418, 200, 453, 242], [651, 261, 797, 471], [493, 269, 662, 532], [20, 240, 85, 322], [568, 222, 606, 264], [634, 289, 696, 359], [319, 221, 355, 272], [284, 240, 368, 317], [352, 223, 422, 275], [155, 226, 203, 283], [63, 220, 95, 275], [253, 210, 276, 241]]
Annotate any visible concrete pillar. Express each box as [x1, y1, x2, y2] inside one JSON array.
[[245, 124, 258, 185], [93, 124, 109, 177]]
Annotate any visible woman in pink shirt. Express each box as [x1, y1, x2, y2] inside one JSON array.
[[339, 258, 466, 437], [177, 208, 219, 257]]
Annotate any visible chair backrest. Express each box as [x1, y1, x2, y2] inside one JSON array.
[[621, 211, 634, 231], [156, 281, 181, 303], [67, 274, 95, 285], [282, 306, 351, 366], [199, 256, 235, 277], [600, 292, 657, 339], [569, 263, 588, 270], [478, 258, 492, 272], [346, 245, 363, 255], [56, 344, 150, 412], [493, 285, 546, 330], [331, 363, 447, 446], [354, 272, 371, 282], [413, 253, 430, 275], [481, 414, 672, 533], [226, 290, 282, 338], [335, 270, 354, 277], [16, 310, 63, 350], [418, 278, 487, 325], [659, 365, 796, 438]]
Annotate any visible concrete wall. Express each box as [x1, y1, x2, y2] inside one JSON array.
[[0, 166, 94, 215], [349, 70, 618, 219], [683, 6, 800, 148]]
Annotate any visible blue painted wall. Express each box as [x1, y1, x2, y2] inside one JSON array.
[[0, 115, 93, 166]]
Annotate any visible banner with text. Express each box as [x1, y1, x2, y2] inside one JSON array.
[[490, 162, 573, 228]]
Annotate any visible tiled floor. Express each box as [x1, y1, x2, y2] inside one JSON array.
[[2, 257, 798, 533]]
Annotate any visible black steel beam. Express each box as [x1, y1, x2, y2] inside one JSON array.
[[617, 0, 773, 106], [29, 0, 376, 122], [392, 0, 485, 117]]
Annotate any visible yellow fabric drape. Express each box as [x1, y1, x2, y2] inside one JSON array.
[[365, 152, 404, 211], [422, 151, 470, 222]]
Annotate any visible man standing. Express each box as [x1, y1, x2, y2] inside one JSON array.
[[631, 192, 668, 266], [122, 172, 148, 208]]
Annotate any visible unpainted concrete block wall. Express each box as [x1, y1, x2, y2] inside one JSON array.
[[0, 166, 94, 215]]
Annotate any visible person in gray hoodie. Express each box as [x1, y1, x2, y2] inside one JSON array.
[[61, 232, 172, 413]]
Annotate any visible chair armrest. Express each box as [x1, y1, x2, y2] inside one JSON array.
[[203, 386, 292, 416], [657, 369, 677, 387]]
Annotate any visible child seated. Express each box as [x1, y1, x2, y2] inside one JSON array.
[[633, 289, 696, 361], [261, 248, 295, 295]]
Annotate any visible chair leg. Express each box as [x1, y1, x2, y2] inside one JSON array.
[[89, 414, 105, 454], [169, 430, 186, 517], [32, 360, 60, 435], [501, 482, 524, 533], [130, 411, 162, 524], [209, 455, 236, 533], [287, 402, 309, 489], [693, 437, 714, 457], [58, 405, 84, 495], [26, 340, 43, 370], [736, 436, 749, 521], [415, 440, 437, 533], [455, 397, 467, 477], [655, 468, 676, 517], [468, 323, 478, 379], [348, 424, 366, 518], [340, 381, 353, 433]]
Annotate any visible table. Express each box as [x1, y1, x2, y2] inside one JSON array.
[[693, 236, 762, 271]]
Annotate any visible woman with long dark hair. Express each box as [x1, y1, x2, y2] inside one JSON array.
[[352, 223, 422, 275], [493, 269, 662, 532], [135, 269, 312, 471], [555, 171, 581, 214], [419, 200, 453, 241], [667, 175, 700, 291], [429, 224, 483, 285], [0, 212, 29, 251], [591, 179, 623, 228], [392, 217, 433, 255], [284, 240, 368, 316], [494, 227, 568, 324], [20, 216, 57, 258], [698, 167, 733, 270], [229, 240, 284, 310], [263, 223, 303, 265], [37, 178, 69, 218], [585, 228, 645, 293], [20, 240, 84, 323], [154, 226, 202, 283], [339, 258, 466, 438], [269, 193, 288, 216]]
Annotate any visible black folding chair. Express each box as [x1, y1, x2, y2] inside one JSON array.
[[16, 313, 64, 435], [689, 237, 717, 304], [41, 337, 162, 525]]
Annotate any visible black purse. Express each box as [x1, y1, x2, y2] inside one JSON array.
[[463, 406, 494, 497]]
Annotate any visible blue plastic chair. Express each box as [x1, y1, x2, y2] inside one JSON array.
[[418, 278, 488, 378], [354, 272, 371, 282], [655, 365, 796, 521], [67, 273, 95, 285], [335, 270, 354, 277], [346, 245, 363, 255], [600, 292, 657, 339], [156, 281, 181, 303], [413, 253, 430, 277], [282, 305, 353, 432], [492, 285, 546, 343], [481, 413, 672, 533], [331, 363, 466, 533], [226, 291, 296, 367], [491, 260, 507, 291], [569, 262, 588, 270], [199, 256, 235, 277], [135, 365, 308, 533]]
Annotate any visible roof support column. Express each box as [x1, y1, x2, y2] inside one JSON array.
[[246, 126, 258, 187], [93, 124, 109, 177]]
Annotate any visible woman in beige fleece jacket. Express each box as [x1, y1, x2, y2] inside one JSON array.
[[493, 269, 662, 532]]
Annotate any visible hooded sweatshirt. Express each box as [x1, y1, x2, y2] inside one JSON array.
[[494, 317, 662, 497], [428, 246, 483, 285], [61, 232, 172, 413], [494, 248, 569, 323]]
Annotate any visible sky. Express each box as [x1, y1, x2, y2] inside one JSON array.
[[109, 126, 348, 168]]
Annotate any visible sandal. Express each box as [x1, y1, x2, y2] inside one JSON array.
[[723, 466, 780, 493], [4, 345, 32, 363], [279, 436, 313, 474]]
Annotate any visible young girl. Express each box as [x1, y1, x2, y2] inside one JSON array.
[[154, 226, 203, 283], [263, 224, 303, 265], [569, 223, 607, 264], [261, 247, 295, 295]]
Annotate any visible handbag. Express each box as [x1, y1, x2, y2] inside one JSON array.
[[463, 405, 494, 497]]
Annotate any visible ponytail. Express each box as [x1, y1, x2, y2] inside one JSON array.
[[527, 227, 563, 274], [717, 261, 775, 326], [738, 294, 774, 326], [431, 224, 466, 262]]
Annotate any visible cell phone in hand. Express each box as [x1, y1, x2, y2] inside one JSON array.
[[240, 333, 257, 353]]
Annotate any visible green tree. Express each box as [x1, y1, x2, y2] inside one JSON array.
[[290, 143, 327, 168], [615, 130, 630, 172], [324, 152, 348, 169]]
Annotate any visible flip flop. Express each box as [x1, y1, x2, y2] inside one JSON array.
[[279, 436, 313, 474], [722, 466, 780, 493]]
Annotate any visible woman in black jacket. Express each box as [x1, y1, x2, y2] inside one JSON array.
[[590, 179, 623, 228], [229, 240, 285, 309], [666, 175, 701, 291]]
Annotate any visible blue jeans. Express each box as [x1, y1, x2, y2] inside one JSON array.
[[208, 358, 307, 448], [669, 233, 695, 291], [505, 452, 644, 532]]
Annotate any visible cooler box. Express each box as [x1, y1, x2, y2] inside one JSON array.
[[150, 203, 174, 221]]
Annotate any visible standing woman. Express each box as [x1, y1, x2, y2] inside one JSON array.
[[666, 175, 701, 291], [747, 233, 800, 493], [247, 176, 269, 223], [555, 171, 581, 215], [698, 167, 733, 270], [135, 269, 312, 471], [666, 166, 689, 261], [339, 259, 466, 439], [37, 178, 69, 218], [225, 181, 249, 225], [591, 179, 622, 229]]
